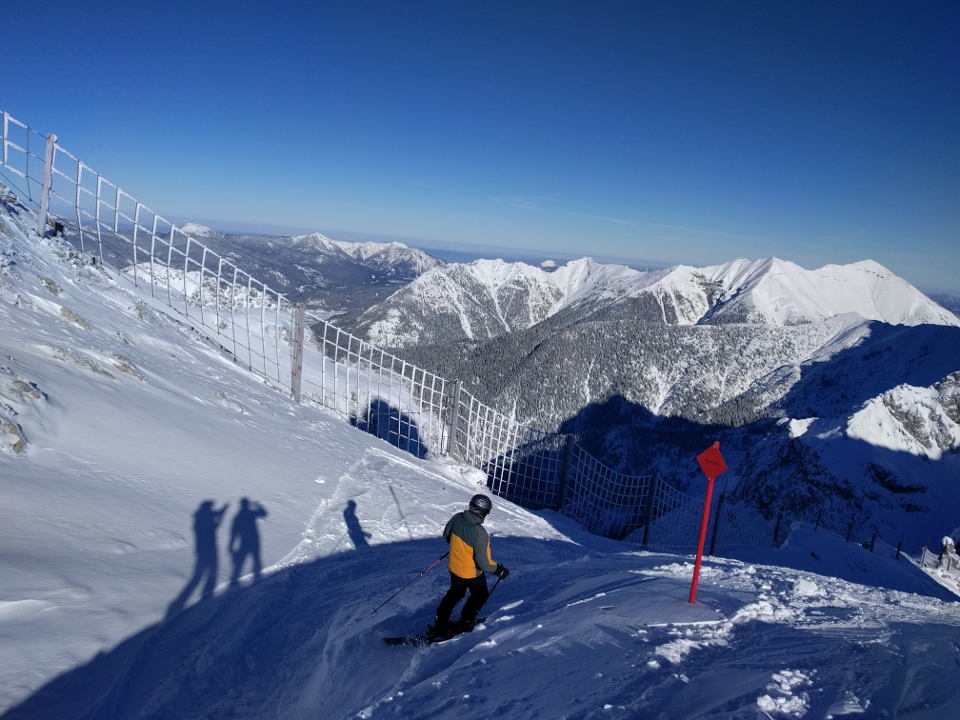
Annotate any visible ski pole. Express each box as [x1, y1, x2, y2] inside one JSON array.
[[487, 574, 505, 601], [371, 552, 449, 615]]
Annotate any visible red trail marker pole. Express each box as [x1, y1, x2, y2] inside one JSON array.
[[689, 441, 727, 603]]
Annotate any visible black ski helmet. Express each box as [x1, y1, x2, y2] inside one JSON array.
[[468, 493, 492, 518]]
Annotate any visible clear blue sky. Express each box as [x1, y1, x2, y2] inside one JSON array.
[[5, 1, 959, 291]]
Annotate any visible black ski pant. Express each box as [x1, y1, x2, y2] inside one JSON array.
[[435, 571, 488, 625]]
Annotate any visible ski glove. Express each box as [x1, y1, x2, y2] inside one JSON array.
[[494, 564, 510, 579]]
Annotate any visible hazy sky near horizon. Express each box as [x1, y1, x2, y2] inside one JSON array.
[[5, 1, 959, 291]]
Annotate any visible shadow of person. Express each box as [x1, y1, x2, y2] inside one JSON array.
[[229, 497, 268, 587], [344, 499, 372, 550], [166, 500, 228, 618]]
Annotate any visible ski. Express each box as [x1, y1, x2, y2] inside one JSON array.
[[383, 632, 431, 647], [383, 618, 485, 647]]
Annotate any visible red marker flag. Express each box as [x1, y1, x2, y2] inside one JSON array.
[[696, 442, 728, 481], [690, 441, 727, 603]]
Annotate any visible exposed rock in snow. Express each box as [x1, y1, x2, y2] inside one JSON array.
[[847, 380, 960, 460]]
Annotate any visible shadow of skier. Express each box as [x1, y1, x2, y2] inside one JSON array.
[[166, 500, 228, 618], [344, 499, 372, 551], [229, 497, 268, 587]]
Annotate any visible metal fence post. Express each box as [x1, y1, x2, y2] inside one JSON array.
[[641, 475, 658, 548], [708, 491, 726, 556], [445, 380, 463, 460], [868, 530, 877, 553], [556, 434, 574, 511], [895, 538, 903, 560], [291, 302, 306, 403], [35, 133, 57, 237]]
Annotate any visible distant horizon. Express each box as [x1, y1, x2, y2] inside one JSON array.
[[173, 215, 960, 297]]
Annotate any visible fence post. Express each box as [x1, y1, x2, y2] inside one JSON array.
[[641, 475, 658, 548], [445, 380, 463, 460], [895, 538, 903, 560], [290, 303, 306, 403], [35, 133, 57, 237], [556, 434, 574, 511], [868, 530, 877, 553], [708, 491, 726, 556], [772, 511, 783, 547]]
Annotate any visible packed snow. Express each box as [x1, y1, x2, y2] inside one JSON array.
[[2, 192, 960, 719]]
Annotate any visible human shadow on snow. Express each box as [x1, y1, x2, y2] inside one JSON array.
[[229, 497, 268, 587], [344, 499, 372, 550], [166, 500, 229, 618]]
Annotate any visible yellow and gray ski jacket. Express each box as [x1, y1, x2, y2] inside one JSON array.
[[444, 510, 498, 579]]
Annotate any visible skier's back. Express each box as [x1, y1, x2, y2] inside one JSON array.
[[431, 494, 509, 637]]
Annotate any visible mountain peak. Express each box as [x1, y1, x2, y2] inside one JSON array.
[[179, 222, 220, 238], [700, 257, 959, 328]]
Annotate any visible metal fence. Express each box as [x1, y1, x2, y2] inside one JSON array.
[[309, 319, 451, 457], [1, 110, 903, 561], [918, 546, 960, 578], [1, 111, 290, 384]]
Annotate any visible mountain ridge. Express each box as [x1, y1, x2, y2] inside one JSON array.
[[348, 255, 958, 349]]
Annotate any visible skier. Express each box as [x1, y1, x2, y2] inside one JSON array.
[[229, 497, 268, 586], [430, 494, 509, 639]]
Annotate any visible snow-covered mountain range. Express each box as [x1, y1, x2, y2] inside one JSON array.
[[349, 255, 958, 348], [68, 222, 446, 318]]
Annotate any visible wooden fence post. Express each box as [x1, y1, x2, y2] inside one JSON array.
[[642, 476, 658, 548], [290, 303, 305, 403], [556, 434, 574, 511], [445, 380, 463, 460], [35, 133, 57, 237], [772, 511, 783, 547]]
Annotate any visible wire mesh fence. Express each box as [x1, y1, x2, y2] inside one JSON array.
[[304, 319, 451, 457], [1, 111, 292, 384]]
